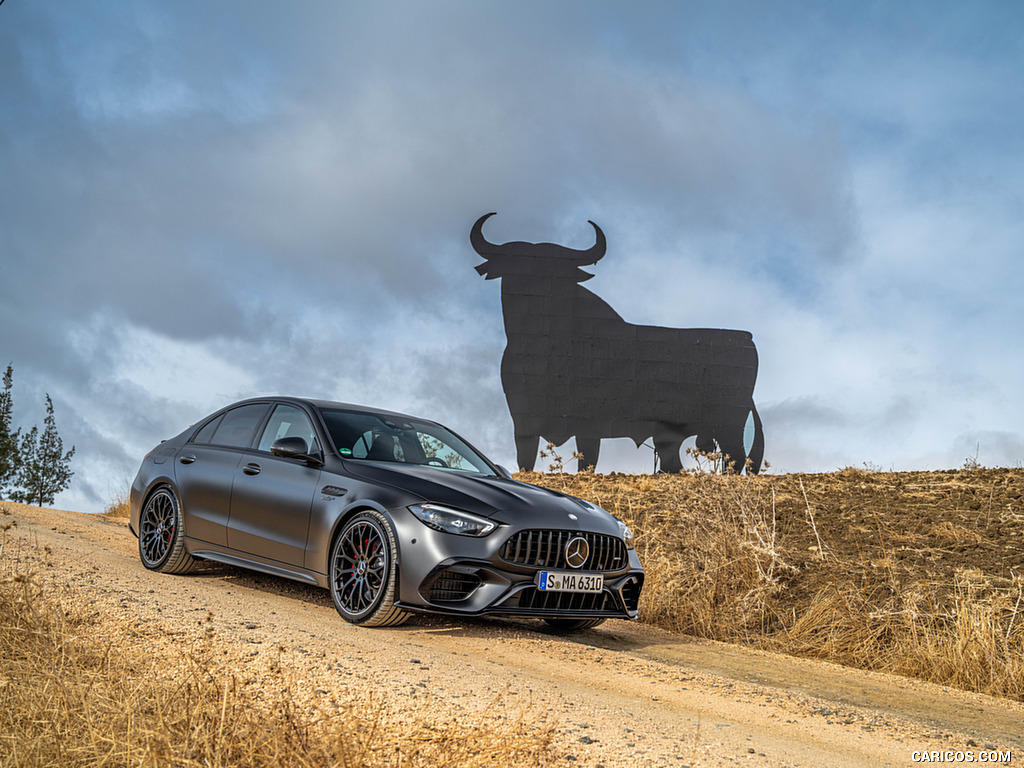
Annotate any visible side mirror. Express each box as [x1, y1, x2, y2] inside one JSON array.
[[495, 464, 514, 480], [271, 436, 323, 466]]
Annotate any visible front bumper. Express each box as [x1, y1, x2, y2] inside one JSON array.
[[389, 506, 644, 620]]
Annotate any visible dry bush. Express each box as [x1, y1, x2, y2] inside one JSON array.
[[103, 489, 130, 519], [634, 473, 795, 639], [0, 562, 556, 767], [519, 464, 795, 640]]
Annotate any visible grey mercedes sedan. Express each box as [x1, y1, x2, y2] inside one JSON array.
[[129, 397, 644, 631]]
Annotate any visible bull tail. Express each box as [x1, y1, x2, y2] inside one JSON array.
[[746, 403, 765, 474]]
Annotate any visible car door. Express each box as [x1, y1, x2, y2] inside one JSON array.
[[175, 402, 271, 546], [226, 403, 322, 567]]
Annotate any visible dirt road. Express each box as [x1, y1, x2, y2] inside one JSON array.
[[3, 502, 1021, 767]]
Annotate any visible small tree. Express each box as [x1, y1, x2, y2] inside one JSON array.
[[0, 364, 20, 498], [11, 395, 75, 507]]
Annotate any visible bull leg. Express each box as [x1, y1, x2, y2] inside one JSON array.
[[574, 437, 601, 472], [694, 433, 730, 472], [695, 434, 717, 456], [716, 433, 746, 475], [654, 440, 683, 474], [515, 434, 539, 472]]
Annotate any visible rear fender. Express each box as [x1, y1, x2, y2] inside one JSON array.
[[129, 474, 177, 538]]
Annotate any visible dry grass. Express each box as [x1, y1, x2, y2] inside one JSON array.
[[778, 568, 1024, 699], [520, 464, 1024, 702], [0, 546, 556, 767], [102, 489, 130, 519]]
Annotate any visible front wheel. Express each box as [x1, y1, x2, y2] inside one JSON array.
[[329, 510, 408, 627], [138, 486, 198, 574], [543, 618, 606, 633]]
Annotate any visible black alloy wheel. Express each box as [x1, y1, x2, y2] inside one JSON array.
[[138, 486, 197, 573], [329, 510, 407, 627]]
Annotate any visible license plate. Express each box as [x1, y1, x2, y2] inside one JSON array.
[[536, 571, 604, 593]]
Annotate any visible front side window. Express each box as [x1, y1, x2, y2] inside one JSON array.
[[417, 433, 479, 472], [257, 404, 319, 455], [320, 409, 495, 476]]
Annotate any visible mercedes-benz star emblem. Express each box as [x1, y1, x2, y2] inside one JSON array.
[[565, 536, 589, 569], [568, 513, 578, 521]]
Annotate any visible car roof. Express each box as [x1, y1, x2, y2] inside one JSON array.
[[227, 396, 433, 424]]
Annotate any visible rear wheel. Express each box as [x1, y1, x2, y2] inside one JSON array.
[[138, 486, 198, 574], [543, 618, 606, 633], [329, 510, 408, 627]]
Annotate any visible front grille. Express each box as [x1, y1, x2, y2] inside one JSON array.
[[515, 587, 616, 612], [499, 530, 627, 572], [428, 570, 481, 602]]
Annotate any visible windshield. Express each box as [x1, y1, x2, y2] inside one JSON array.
[[319, 409, 497, 476]]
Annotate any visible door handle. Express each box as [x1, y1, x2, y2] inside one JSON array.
[[242, 463, 261, 476], [179, 455, 196, 465]]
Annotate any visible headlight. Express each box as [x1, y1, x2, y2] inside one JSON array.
[[409, 503, 497, 537], [615, 518, 635, 550]]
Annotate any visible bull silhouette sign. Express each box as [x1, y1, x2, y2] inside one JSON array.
[[471, 212, 764, 474]]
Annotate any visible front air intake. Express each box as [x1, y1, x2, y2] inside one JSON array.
[[428, 570, 481, 602]]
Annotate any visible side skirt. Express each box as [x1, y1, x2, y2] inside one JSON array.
[[187, 539, 328, 588]]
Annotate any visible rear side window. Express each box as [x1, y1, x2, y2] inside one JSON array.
[[193, 415, 222, 444], [208, 404, 270, 449]]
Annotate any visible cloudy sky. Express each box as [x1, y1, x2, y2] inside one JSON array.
[[2, 1, 1022, 512]]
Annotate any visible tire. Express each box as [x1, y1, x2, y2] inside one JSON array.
[[543, 618, 606, 633], [329, 510, 408, 627], [138, 486, 198, 574]]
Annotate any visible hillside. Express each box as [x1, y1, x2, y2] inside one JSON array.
[[519, 467, 1024, 700]]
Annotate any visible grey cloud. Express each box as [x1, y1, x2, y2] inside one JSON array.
[[761, 396, 849, 431], [4, 1, 859, 333]]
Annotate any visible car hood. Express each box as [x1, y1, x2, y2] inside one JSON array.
[[342, 461, 620, 533]]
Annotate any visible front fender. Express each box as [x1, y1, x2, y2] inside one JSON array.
[[306, 477, 420, 577]]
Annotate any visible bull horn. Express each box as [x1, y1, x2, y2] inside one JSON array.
[[470, 212, 505, 255], [583, 221, 607, 264], [561, 221, 606, 264]]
